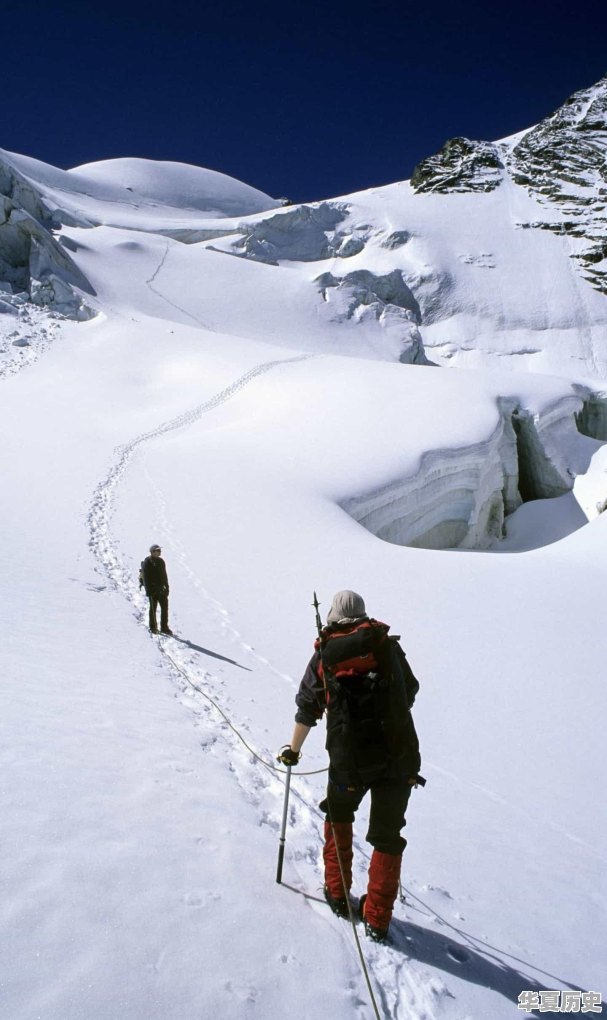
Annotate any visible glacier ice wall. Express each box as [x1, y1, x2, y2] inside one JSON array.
[[0, 156, 95, 320], [341, 392, 606, 550]]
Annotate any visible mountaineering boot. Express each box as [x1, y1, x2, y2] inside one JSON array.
[[323, 885, 350, 918], [323, 821, 353, 914], [361, 850, 402, 942], [161, 627, 173, 635], [359, 893, 388, 942]]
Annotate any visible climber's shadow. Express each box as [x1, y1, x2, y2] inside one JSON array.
[[389, 917, 579, 1012], [172, 636, 252, 671]]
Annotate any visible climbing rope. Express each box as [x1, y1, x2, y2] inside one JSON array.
[[160, 640, 384, 1019], [327, 808, 384, 1020], [162, 644, 328, 777]]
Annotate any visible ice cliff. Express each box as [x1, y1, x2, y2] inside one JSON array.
[[0, 154, 95, 320], [341, 388, 607, 551]]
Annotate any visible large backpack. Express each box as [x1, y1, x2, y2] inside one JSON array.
[[317, 619, 420, 781]]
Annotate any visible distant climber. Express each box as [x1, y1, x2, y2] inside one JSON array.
[[278, 590, 423, 943], [141, 544, 172, 635]]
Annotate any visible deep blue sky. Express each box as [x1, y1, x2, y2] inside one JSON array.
[[3, 0, 606, 203]]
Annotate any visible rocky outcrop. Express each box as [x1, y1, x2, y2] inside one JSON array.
[[408, 78, 607, 297], [411, 137, 504, 194], [510, 77, 607, 295]]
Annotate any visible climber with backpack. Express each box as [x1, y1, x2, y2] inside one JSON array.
[[278, 590, 423, 943]]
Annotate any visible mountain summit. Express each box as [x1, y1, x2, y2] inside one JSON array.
[[412, 75, 607, 294]]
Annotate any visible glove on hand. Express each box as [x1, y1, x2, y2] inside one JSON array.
[[277, 745, 301, 767]]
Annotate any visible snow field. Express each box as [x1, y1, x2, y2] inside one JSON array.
[[111, 352, 607, 1014]]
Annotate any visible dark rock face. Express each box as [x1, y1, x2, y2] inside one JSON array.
[[511, 77, 607, 295], [411, 137, 504, 194], [410, 76, 607, 296]]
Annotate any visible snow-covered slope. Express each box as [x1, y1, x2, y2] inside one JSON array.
[[3, 148, 281, 222], [1, 78, 606, 1020], [205, 75, 607, 376]]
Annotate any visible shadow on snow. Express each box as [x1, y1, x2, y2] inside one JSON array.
[[171, 635, 252, 671]]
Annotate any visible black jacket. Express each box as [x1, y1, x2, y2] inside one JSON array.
[[142, 555, 169, 598], [295, 625, 421, 785]]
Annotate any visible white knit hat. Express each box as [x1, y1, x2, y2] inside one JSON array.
[[326, 590, 366, 624]]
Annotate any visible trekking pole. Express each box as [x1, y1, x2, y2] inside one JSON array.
[[276, 592, 325, 885], [276, 764, 292, 883]]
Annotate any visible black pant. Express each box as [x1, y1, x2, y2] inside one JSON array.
[[149, 592, 169, 632], [320, 776, 411, 855]]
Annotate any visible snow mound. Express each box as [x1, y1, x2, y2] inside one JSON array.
[[68, 157, 280, 218], [0, 148, 280, 232]]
